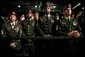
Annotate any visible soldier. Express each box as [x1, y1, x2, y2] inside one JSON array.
[[1, 11, 23, 56], [33, 10, 41, 36], [21, 9, 35, 37], [59, 5, 81, 37], [76, 11, 84, 37], [20, 14, 25, 21], [39, 4, 55, 37], [21, 9, 35, 56], [37, 3, 55, 55], [53, 12, 61, 36]]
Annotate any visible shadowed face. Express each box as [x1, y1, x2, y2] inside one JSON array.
[[26, 10, 33, 18], [64, 8, 72, 15], [10, 14, 17, 22], [34, 12, 39, 18], [45, 7, 51, 14]]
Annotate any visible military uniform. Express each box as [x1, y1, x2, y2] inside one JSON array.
[[59, 17, 82, 55], [1, 20, 23, 38], [59, 17, 81, 36], [21, 18, 35, 56], [21, 18, 35, 37], [39, 14, 54, 37], [1, 20, 23, 56]]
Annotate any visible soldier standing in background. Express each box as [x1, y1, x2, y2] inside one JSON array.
[[76, 11, 84, 37], [33, 10, 42, 36]]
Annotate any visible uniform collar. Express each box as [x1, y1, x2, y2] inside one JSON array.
[[27, 16, 34, 20], [45, 13, 51, 17], [64, 16, 71, 20], [10, 20, 18, 25]]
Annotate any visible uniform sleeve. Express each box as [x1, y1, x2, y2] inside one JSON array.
[[38, 18, 45, 36], [19, 22, 27, 38], [1, 23, 7, 38]]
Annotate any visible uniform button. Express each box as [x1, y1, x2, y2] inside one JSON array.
[[28, 33, 30, 35], [30, 19, 31, 20], [28, 25, 30, 27], [46, 25, 48, 27], [69, 28, 71, 30], [28, 30, 30, 32], [28, 28, 29, 29]]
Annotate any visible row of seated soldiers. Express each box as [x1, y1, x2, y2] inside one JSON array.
[[1, 4, 84, 56]]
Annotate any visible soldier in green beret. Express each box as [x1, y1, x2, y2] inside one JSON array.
[[59, 5, 81, 38]]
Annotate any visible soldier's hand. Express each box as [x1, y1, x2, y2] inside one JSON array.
[[10, 42, 17, 48], [68, 31, 74, 37], [68, 30, 80, 37], [73, 31, 80, 37]]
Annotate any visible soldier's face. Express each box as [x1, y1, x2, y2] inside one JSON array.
[[27, 10, 33, 18], [28, 13, 32, 17], [45, 7, 51, 13], [34, 12, 39, 18], [64, 8, 72, 15], [68, 8, 72, 15], [10, 15, 17, 22]]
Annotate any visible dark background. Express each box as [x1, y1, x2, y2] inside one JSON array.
[[0, 0, 84, 16], [0, 0, 84, 25]]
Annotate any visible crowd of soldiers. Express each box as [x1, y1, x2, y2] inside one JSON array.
[[0, 2, 84, 56]]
